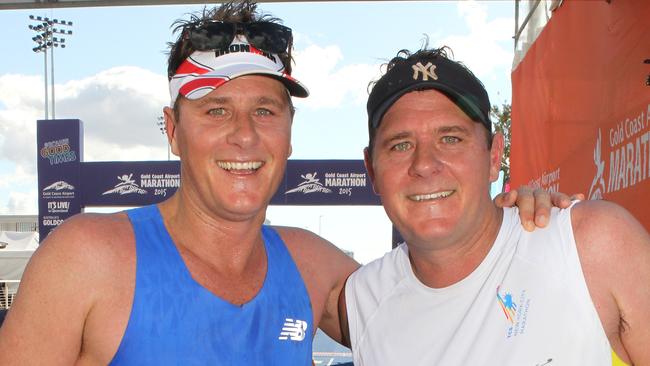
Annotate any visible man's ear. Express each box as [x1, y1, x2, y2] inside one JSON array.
[[489, 132, 505, 183], [163, 106, 180, 157], [363, 147, 380, 195]]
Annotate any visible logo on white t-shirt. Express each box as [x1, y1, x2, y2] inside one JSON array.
[[496, 285, 518, 324], [278, 318, 308, 341], [496, 285, 531, 338]]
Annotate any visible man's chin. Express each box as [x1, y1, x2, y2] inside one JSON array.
[[400, 219, 458, 245]]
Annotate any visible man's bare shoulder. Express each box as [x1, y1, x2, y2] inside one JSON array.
[[571, 200, 648, 249], [571, 200, 650, 363], [272, 226, 359, 266], [42, 211, 134, 260], [26, 212, 137, 288], [570, 199, 649, 278], [0, 211, 137, 364], [272, 225, 328, 247]]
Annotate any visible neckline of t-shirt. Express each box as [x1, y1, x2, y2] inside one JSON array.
[[399, 207, 518, 295]]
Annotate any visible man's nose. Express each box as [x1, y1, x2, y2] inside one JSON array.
[[227, 114, 260, 148], [408, 145, 443, 178]]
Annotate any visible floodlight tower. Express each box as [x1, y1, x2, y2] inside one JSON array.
[[28, 15, 73, 120]]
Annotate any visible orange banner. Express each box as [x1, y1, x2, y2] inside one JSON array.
[[511, 0, 650, 230]]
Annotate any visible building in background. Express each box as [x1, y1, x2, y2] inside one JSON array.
[[0, 215, 38, 233]]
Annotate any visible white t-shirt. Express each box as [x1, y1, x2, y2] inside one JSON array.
[[346, 205, 613, 366]]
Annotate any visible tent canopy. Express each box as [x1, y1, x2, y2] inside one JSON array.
[[0, 231, 39, 281]]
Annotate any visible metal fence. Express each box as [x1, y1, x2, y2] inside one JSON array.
[[0, 280, 20, 309]]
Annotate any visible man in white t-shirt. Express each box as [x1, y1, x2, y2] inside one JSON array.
[[341, 46, 650, 365]]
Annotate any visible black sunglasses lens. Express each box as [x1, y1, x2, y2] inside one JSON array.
[[245, 22, 291, 53], [190, 22, 234, 51]]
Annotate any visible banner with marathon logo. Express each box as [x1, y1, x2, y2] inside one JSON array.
[[37, 119, 83, 239], [272, 160, 380, 205], [511, 0, 650, 230], [81, 160, 377, 206], [36, 120, 380, 240], [82, 161, 181, 206]]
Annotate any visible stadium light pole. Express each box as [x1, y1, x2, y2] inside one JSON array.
[[28, 15, 73, 120], [28, 15, 48, 119]]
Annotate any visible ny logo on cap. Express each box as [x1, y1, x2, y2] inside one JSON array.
[[412, 62, 438, 81]]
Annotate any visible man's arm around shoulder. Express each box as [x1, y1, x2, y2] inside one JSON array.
[[572, 200, 650, 365], [0, 213, 132, 365]]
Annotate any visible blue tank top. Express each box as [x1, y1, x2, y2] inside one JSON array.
[[109, 205, 313, 365]]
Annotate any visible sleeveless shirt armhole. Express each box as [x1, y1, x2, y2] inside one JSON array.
[[560, 201, 615, 360], [260, 225, 315, 343], [345, 270, 360, 356], [557, 201, 580, 272], [347, 246, 409, 358]]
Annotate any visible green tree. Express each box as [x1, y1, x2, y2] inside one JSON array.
[[490, 103, 511, 184]]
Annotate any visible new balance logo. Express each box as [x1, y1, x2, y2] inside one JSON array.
[[278, 318, 308, 341], [412, 61, 438, 81]]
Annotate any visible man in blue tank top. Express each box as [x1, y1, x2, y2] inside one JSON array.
[[0, 1, 574, 365]]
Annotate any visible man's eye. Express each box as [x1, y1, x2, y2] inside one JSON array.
[[392, 141, 411, 151], [442, 136, 461, 144], [207, 108, 226, 116], [256, 108, 272, 116]]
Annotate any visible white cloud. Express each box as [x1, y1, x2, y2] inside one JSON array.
[[83, 137, 170, 162], [0, 67, 171, 215], [0, 164, 38, 215], [292, 44, 380, 109], [0, 74, 44, 175], [435, 1, 514, 82], [0, 74, 45, 111], [0, 164, 36, 191], [0, 67, 170, 170], [57, 67, 170, 150], [0, 107, 39, 174], [0, 152, 40, 215], [0, 190, 38, 215]]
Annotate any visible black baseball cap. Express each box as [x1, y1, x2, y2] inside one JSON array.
[[367, 53, 492, 132]]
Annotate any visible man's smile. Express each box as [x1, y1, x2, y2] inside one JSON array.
[[408, 190, 455, 202], [217, 160, 264, 172]]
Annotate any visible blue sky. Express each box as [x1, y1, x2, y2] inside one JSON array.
[[0, 1, 515, 263]]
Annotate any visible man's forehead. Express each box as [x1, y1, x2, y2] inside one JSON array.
[[377, 122, 472, 137], [389, 88, 462, 110]]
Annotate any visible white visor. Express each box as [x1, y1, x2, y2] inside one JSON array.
[[169, 35, 308, 104]]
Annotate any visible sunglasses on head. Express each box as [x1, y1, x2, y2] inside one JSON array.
[[186, 21, 292, 54]]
